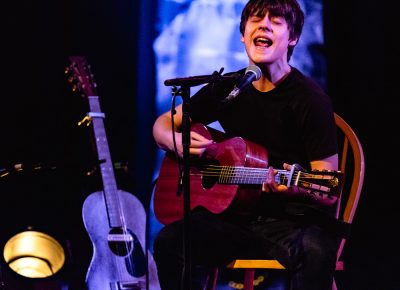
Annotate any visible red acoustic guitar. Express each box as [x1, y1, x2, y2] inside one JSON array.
[[153, 123, 344, 225]]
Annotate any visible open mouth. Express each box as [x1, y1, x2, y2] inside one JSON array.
[[254, 37, 273, 47]]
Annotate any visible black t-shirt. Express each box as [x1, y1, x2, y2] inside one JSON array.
[[189, 66, 339, 217]]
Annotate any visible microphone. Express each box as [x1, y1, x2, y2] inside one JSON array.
[[223, 65, 261, 103]]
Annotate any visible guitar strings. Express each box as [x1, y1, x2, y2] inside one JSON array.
[[190, 165, 338, 192], [195, 165, 328, 179]]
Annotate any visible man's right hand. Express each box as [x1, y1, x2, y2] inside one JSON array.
[[173, 131, 214, 158]]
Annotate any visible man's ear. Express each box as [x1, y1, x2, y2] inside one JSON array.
[[289, 38, 298, 46], [240, 35, 245, 43]]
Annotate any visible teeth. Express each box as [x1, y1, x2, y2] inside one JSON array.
[[255, 37, 272, 46]]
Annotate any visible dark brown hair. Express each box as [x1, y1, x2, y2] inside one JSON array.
[[240, 0, 305, 60]]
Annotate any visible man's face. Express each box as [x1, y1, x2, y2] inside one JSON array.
[[241, 12, 297, 66]]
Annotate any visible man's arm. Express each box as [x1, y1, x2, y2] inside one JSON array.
[[310, 153, 338, 171], [152, 104, 183, 153], [152, 104, 213, 158]]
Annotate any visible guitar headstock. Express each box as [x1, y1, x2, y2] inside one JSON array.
[[277, 164, 345, 198], [65, 55, 97, 97], [297, 169, 345, 198]]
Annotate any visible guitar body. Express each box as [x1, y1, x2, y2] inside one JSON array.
[[154, 123, 344, 226], [83, 190, 160, 290], [154, 123, 269, 225]]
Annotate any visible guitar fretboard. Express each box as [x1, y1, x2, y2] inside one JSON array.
[[88, 95, 122, 228], [198, 165, 339, 194], [200, 165, 288, 185]]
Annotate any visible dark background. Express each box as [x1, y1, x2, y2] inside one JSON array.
[[0, 0, 395, 289]]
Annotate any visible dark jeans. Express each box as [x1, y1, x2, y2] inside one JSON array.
[[153, 209, 339, 290]]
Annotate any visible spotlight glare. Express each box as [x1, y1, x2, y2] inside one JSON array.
[[3, 231, 65, 278]]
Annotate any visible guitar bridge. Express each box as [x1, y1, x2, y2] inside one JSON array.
[[108, 234, 133, 242]]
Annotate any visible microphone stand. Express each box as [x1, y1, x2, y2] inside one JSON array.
[[180, 85, 192, 290], [164, 69, 237, 290]]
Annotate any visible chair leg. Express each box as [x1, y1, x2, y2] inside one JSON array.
[[332, 277, 338, 290], [204, 267, 219, 290], [243, 269, 255, 290]]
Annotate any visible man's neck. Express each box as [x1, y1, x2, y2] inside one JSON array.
[[253, 64, 292, 92]]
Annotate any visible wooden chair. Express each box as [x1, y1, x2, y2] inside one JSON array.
[[205, 113, 365, 290]]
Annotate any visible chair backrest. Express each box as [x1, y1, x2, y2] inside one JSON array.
[[333, 113, 365, 264]]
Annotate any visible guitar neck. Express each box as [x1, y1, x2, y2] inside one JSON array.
[[203, 164, 340, 196], [211, 165, 289, 186], [88, 96, 122, 228]]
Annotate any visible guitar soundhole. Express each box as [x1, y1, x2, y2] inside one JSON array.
[[198, 158, 220, 189], [108, 227, 133, 256], [108, 228, 147, 277], [202, 175, 218, 189]]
